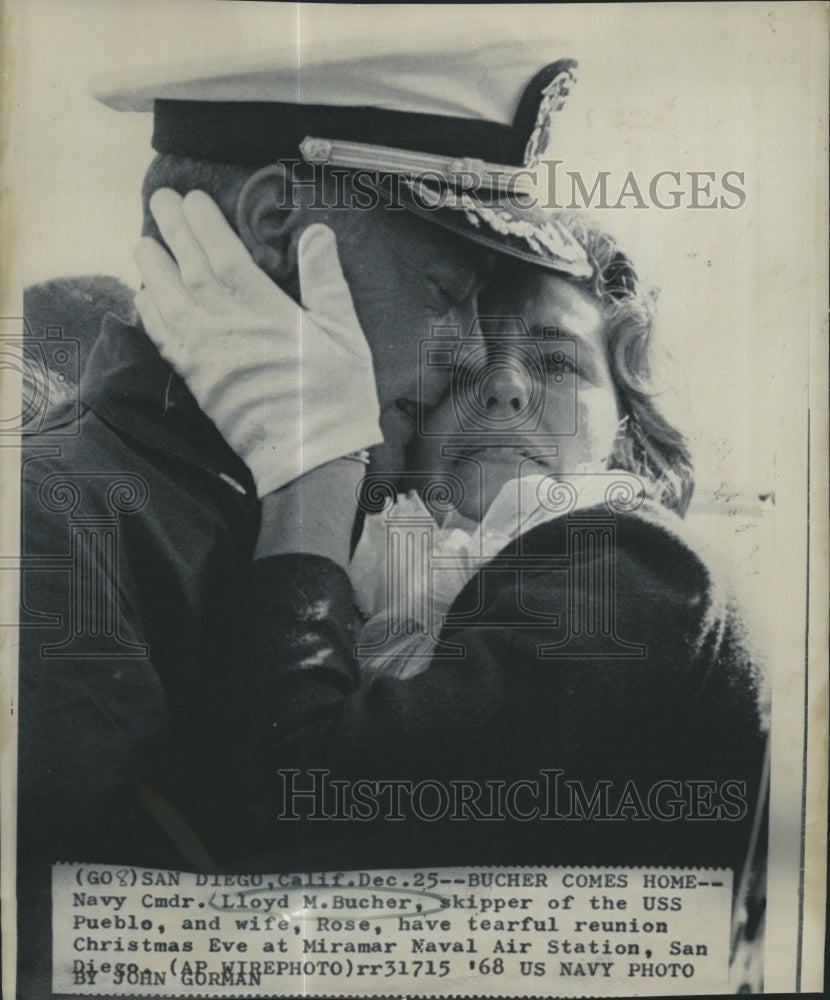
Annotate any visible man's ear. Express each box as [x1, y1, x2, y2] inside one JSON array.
[[236, 164, 303, 283]]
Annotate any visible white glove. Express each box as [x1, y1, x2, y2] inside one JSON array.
[[134, 189, 382, 496]]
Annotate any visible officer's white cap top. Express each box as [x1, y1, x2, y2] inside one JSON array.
[[89, 6, 590, 280], [91, 11, 568, 126]]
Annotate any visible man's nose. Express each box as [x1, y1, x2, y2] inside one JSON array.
[[479, 360, 534, 417]]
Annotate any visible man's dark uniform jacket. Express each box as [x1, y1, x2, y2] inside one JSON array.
[[17, 279, 768, 995]]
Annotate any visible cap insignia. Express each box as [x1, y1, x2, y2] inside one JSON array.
[[405, 179, 592, 277], [523, 66, 577, 169]]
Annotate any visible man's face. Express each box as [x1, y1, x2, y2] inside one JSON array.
[[410, 268, 621, 521], [321, 207, 487, 474]]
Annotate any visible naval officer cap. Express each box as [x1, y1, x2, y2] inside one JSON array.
[[92, 26, 591, 279]]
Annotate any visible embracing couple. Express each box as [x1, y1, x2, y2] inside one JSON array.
[[18, 32, 767, 993]]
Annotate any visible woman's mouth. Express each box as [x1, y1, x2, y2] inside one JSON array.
[[455, 444, 554, 469]]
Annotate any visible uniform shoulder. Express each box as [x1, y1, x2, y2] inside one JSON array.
[[518, 499, 753, 649], [22, 275, 137, 430], [24, 274, 136, 347], [590, 502, 770, 728]]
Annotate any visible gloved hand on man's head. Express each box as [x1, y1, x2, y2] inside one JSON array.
[[135, 189, 383, 497]]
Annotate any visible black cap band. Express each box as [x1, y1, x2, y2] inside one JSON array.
[[152, 99, 527, 168]]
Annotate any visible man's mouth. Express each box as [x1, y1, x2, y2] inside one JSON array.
[[393, 398, 419, 422]]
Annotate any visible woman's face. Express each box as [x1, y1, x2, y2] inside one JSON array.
[[409, 268, 621, 522]]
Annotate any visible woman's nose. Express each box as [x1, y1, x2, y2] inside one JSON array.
[[479, 360, 534, 416]]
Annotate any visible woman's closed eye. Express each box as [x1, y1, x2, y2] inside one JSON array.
[[426, 269, 481, 311]]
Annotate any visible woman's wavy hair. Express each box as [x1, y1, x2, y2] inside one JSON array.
[[558, 213, 694, 516]]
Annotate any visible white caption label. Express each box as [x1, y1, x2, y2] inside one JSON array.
[[53, 864, 732, 996]]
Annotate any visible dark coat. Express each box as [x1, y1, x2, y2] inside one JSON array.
[[212, 526, 767, 878], [18, 293, 259, 995]]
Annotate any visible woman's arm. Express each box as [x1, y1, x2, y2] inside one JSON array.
[[255, 460, 363, 569], [221, 513, 768, 876]]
